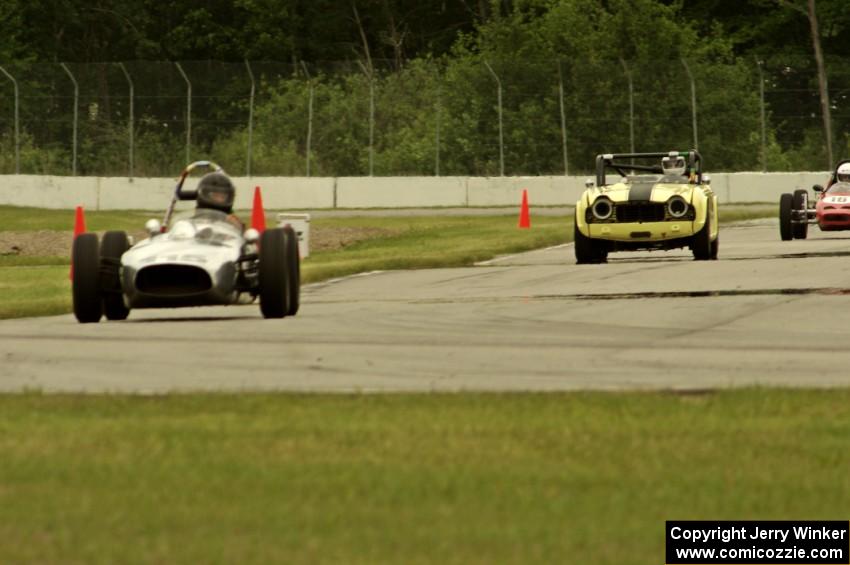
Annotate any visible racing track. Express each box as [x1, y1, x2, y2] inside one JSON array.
[[3, 220, 850, 393]]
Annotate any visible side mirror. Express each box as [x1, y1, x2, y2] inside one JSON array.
[[813, 184, 824, 193], [702, 174, 711, 186], [585, 178, 595, 189], [145, 219, 162, 235]]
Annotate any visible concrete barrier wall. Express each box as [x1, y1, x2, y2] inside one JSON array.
[[0, 172, 835, 210], [467, 176, 587, 206], [336, 176, 467, 208], [713, 172, 830, 203], [233, 177, 335, 210]]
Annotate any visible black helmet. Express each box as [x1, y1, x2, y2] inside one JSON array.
[[196, 172, 235, 213]]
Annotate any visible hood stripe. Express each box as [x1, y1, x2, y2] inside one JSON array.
[[628, 182, 655, 201]]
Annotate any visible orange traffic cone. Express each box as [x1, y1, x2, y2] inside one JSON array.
[[251, 186, 266, 233], [518, 189, 530, 229], [70, 205, 86, 279], [74, 205, 87, 236]]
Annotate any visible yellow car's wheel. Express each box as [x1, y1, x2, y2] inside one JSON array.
[[692, 217, 713, 261], [574, 218, 607, 264]]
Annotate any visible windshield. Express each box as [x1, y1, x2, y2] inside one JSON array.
[[625, 174, 661, 184], [827, 182, 850, 194], [167, 209, 241, 243]]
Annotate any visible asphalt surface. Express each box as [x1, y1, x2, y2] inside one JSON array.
[[3, 219, 850, 393]]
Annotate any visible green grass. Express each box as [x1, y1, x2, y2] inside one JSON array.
[[0, 390, 847, 564], [0, 205, 152, 232], [0, 265, 70, 319], [0, 205, 775, 320], [303, 215, 570, 282]]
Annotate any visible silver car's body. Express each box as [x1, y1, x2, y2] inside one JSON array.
[[121, 209, 254, 309], [72, 160, 299, 324]]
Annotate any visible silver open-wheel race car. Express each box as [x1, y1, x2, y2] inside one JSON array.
[[71, 161, 300, 323]]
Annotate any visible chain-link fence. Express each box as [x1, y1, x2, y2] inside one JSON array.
[[0, 59, 845, 177]]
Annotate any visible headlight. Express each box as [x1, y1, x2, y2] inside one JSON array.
[[591, 197, 614, 221], [667, 196, 689, 219], [169, 220, 197, 239]]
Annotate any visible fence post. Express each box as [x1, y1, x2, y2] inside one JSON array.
[[435, 77, 441, 177], [681, 58, 698, 150], [117, 63, 134, 179], [483, 60, 504, 176], [757, 60, 767, 172], [369, 76, 375, 176], [244, 60, 255, 177], [620, 59, 635, 155], [60, 63, 79, 176], [174, 62, 192, 163], [0, 65, 20, 174], [557, 61, 569, 176], [301, 61, 314, 177]]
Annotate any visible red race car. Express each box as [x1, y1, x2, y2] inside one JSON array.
[[779, 159, 850, 240]]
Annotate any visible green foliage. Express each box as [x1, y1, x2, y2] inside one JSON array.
[[0, 1, 845, 174]]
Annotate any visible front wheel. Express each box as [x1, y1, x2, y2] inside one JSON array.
[[72, 233, 102, 323], [692, 212, 714, 261], [792, 189, 808, 239], [574, 218, 607, 264], [779, 193, 793, 241], [100, 231, 130, 321], [282, 225, 300, 316], [258, 228, 293, 319]]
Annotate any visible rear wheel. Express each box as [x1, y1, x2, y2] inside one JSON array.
[[779, 193, 793, 241], [574, 218, 607, 264], [259, 228, 292, 319], [72, 233, 102, 323], [792, 189, 808, 239], [282, 225, 300, 316], [100, 231, 130, 321]]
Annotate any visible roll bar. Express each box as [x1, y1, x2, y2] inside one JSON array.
[[161, 160, 224, 232], [595, 150, 702, 187]]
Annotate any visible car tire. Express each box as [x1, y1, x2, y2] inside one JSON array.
[[779, 193, 793, 241], [692, 210, 713, 261], [574, 218, 607, 264], [710, 234, 719, 260], [72, 233, 102, 324], [259, 228, 291, 319], [792, 189, 808, 239], [282, 225, 300, 316], [100, 231, 131, 321]]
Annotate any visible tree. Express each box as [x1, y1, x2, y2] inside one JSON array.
[[773, 0, 833, 167]]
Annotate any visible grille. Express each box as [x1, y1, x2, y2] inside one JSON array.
[[615, 202, 665, 223], [136, 264, 212, 296], [823, 214, 850, 222]]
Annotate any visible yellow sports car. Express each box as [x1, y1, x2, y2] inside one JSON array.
[[574, 150, 718, 263]]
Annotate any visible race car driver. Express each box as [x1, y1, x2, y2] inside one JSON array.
[[195, 171, 245, 231], [661, 155, 694, 183], [835, 162, 850, 185]]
